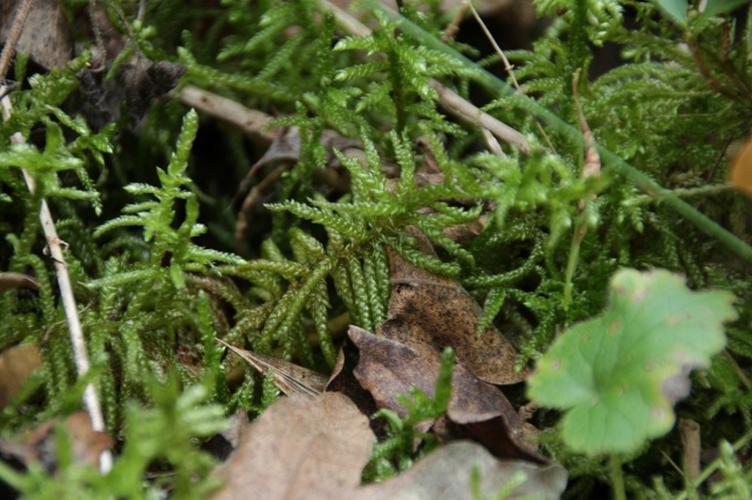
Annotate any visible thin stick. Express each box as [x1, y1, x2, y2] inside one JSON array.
[[679, 418, 701, 485], [441, 2, 469, 42], [0, 0, 34, 80], [317, 0, 530, 154], [431, 82, 529, 153], [467, 1, 519, 90], [563, 69, 601, 309], [235, 163, 289, 254], [0, 4, 112, 473], [179, 85, 278, 143], [467, 0, 554, 150], [676, 428, 752, 500]]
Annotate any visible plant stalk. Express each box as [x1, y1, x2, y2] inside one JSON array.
[[610, 455, 627, 500]]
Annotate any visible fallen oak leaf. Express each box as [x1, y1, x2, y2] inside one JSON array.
[[212, 392, 374, 500], [348, 326, 542, 461], [218, 339, 327, 398], [383, 245, 525, 385], [355, 441, 567, 500]]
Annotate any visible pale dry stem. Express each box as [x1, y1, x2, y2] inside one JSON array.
[[0, 0, 112, 473], [179, 85, 278, 143]]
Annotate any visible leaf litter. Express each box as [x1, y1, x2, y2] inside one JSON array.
[[215, 228, 562, 497]]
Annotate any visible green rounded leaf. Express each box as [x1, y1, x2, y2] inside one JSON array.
[[528, 268, 736, 455]]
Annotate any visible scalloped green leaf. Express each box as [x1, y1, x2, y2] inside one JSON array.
[[528, 268, 736, 455]]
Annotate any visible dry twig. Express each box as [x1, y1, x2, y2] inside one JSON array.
[[318, 0, 530, 154], [0, 0, 34, 80], [679, 418, 701, 482], [441, 2, 470, 42], [179, 85, 278, 143], [235, 164, 289, 254], [0, 0, 112, 473], [467, 1, 555, 151]]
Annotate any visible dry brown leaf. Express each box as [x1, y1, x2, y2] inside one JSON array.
[[383, 246, 524, 385], [212, 392, 374, 500], [218, 339, 327, 398], [0, 0, 72, 70], [0, 411, 113, 470], [0, 343, 41, 408], [348, 326, 542, 461], [730, 136, 752, 194], [0, 272, 39, 293], [355, 441, 567, 500], [325, 346, 380, 423]]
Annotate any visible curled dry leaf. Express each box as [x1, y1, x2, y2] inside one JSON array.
[[0, 343, 41, 408], [212, 392, 374, 500], [0, 0, 72, 70], [348, 326, 542, 461], [355, 441, 567, 500], [0, 272, 39, 293], [218, 339, 327, 398], [384, 247, 524, 385]]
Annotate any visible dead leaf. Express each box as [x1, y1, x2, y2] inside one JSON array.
[[212, 392, 374, 500], [62, 412, 113, 468], [348, 326, 542, 461], [355, 441, 567, 500], [0, 0, 72, 70], [218, 339, 327, 398], [0, 272, 39, 293], [730, 136, 752, 194], [325, 345, 380, 427], [383, 244, 524, 385], [0, 411, 112, 471], [0, 343, 41, 408]]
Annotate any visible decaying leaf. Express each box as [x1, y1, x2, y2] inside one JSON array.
[[0, 343, 41, 408], [0, 411, 113, 471], [355, 441, 567, 500], [212, 392, 374, 500], [383, 247, 524, 385], [218, 339, 327, 398], [0, 272, 39, 293], [0, 0, 72, 70], [348, 326, 542, 461], [325, 344, 381, 423], [75, 55, 185, 131], [730, 135, 752, 194], [528, 268, 737, 455]]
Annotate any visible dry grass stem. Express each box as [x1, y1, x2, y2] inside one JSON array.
[[0, 0, 112, 473]]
